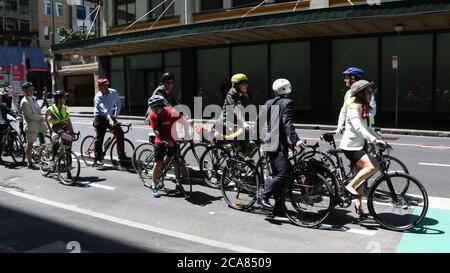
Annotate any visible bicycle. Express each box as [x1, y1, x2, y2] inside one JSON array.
[[39, 131, 81, 186], [138, 139, 192, 199], [305, 141, 428, 231], [200, 126, 260, 189], [80, 123, 135, 166], [0, 119, 25, 164], [220, 141, 333, 228], [31, 134, 52, 163]]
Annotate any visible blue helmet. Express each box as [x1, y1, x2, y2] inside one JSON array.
[[148, 95, 166, 107], [343, 67, 364, 78]]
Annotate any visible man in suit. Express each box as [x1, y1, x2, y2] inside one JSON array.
[[20, 82, 46, 169], [257, 79, 307, 216]]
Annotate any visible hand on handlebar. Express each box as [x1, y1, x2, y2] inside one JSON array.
[[296, 139, 307, 150]]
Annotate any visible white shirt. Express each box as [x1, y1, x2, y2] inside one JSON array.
[[339, 103, 380, 151]]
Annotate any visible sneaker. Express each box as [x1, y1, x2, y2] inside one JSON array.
[[119, 155, 131, 161], [66, 171, 72, 180], [27, 162, 38, 170], [92, 160, 104, 167], [175, 183, 186, 196], [151, 187, 160, 198]]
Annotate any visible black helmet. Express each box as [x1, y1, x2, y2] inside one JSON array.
[[162, 72, 175, 82], [21, 82, 33, 89], [53, 90, 69, 98]]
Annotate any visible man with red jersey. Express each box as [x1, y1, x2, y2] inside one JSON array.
[[147, 95, 190, 198]]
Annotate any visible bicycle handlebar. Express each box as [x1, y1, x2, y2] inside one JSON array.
[[58, 131, 81, 141]]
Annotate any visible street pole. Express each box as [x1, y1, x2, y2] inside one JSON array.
[[394, 24, 403, 128]]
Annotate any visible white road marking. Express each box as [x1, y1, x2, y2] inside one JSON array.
[[346, 229, 378, 236], [411, 194, 450, 210], [82, 183, 116, 191], [317, 224, 377, 236], [0, 186, 266, 253], [419, 162, 450, 168]]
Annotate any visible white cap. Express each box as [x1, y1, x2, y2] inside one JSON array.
[[272, 79, 292, 95]]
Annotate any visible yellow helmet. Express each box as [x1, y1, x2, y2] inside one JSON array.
[[231, 73, 248, 85]]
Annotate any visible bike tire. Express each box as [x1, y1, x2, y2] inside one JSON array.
[[299, 150, 336, 169], [181, 142, 208, 173], [132, 142, 154, 172], [57, 151, 81, 186], [367, 172, 428, 231], [39, 145, 53, 177], [220, 160, 258, 210], [282, 172, 333, 228], [110, 138, 135, 166], [177, 158, 192, 199], [10, 133, 25, 164], [200, 145, 231, 189], [80, 135, 96, 166], [137, 148, 155, 188]]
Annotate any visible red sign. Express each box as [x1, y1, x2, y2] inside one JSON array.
[[11, 64, 25, 81]]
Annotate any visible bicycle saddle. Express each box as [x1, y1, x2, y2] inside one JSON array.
[[328, 148, 344, 155]]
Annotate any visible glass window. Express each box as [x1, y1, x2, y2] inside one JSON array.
[[232, 44, 268, 106], [6, 0, 17, 11], [127, 53, 162, 70], [110, 71, 126, 105], [90, 7, 96, 21], [164, 51, 181, 67], [110, 56, 124, 70], [56, 2, 63, 17], [233, 0, 262, 8], [44, 26, 51, 40], [76, 5, 86, 19], [44, 0, 51, 15], [201, 0, 223, 12], [5, 18, 18, 32], [149, 0, 174, 20], [436, 33, 450, 113], [115, 0, 136, 25], [197, 47, 230, 106], [271, 42, 311, 110], [332, 37, 379, 110], [20, 19, 30, 32], [381, 34, 433, 112], [19, 0, 29, 14]]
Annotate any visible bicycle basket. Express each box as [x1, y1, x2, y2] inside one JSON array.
[[60, 132, 73, 149]]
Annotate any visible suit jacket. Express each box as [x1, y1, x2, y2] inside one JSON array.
[[258, 96, 300, 154], [20, 96, 45, 133]]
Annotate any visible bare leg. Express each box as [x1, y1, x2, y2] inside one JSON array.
[[152, 161, 163, 187]]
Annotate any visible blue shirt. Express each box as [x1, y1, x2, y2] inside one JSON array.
[[94, 88, 121, 119]]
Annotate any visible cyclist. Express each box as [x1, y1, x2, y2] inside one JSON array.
[[335, 67, 364, 135], [0, 89, 21, 165], [93, 78, 127, 166], [20, 81, 47, 169], [215, 73, 252, 154], [44, 90, 74, 162], [339, 80, 388, 219], [256, 79, 307, 215], [146, 72, 179, 125], [152, 72, 178, 107], [147, 95, 190, 198]]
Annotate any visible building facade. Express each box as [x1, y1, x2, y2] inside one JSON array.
[[53, 0, 450, 130]]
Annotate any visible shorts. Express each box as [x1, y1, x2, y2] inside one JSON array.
[[343, 148, 368, 166], [25, 131, 38, 144], [154, 144, 179, 161]]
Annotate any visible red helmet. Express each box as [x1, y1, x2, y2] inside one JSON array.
[[97, 78, 109, 86]]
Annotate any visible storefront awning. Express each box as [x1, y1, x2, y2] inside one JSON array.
[[52, 0, 450, 56], [0, 46, 48, 69]]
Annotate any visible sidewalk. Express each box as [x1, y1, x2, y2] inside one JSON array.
[[69, 107, 450, 138]]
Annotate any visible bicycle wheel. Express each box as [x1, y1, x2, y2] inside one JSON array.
[[33, 135, 52, 163], [110, 138, 135, 166], [132, 142, 154, 172], [39, 145, 53, 177], [137, 148, 155, 187], [365, 155, 410, 193], [80, 135, 96, 166], [367, 173, 428, 231], [57, 151, 81, 186], [9, 133, 25, 164], [283, 172, 333, 228], [182, 143, 208, 172], [200, 145, 231, 189], [221, 160, 258, 210]]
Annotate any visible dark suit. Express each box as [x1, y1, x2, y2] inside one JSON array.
[[0, 103, 18, 160], [257, 96, 300, 205]]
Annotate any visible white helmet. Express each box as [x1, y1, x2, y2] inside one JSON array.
[[272, 79, 292, 95]]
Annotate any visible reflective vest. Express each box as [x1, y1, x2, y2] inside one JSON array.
[[50, 104, 70, 125]]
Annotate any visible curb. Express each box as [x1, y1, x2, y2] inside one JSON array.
[[70, 114, 450, 138]]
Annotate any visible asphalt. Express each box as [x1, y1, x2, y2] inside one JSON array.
[[0, 116, 449, 253]]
